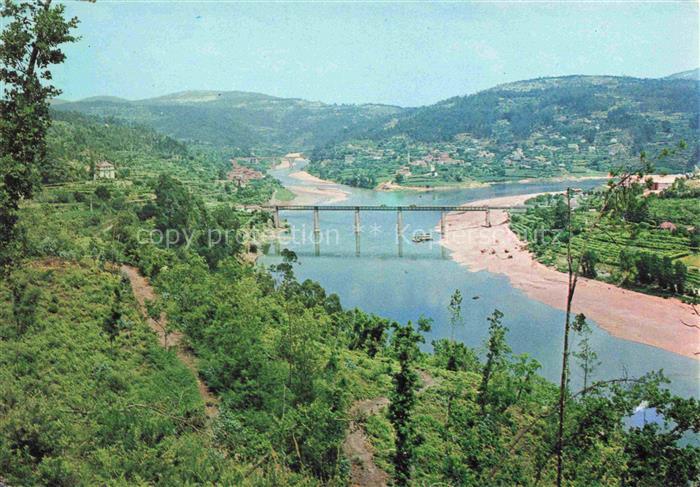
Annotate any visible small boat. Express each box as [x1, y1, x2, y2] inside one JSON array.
[[412, 232, 434, 243]]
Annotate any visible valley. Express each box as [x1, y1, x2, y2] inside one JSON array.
[[2, 3, 699, 483]]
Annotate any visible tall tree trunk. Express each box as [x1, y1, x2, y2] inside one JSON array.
[[556, 188, 575, 487]]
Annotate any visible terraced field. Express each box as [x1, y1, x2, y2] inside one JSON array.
[[510, 198, 700, 293]]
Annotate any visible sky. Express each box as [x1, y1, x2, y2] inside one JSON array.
[[51, 1, 699, 107]]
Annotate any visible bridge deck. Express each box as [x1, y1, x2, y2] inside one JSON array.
[[254, 205, 527, 211]]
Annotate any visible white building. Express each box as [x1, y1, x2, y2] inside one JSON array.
[[94, 161, 116, 180]]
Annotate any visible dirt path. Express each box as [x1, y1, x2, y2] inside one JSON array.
[[343, 370, 438, 487], [120, 265, 219, 418]]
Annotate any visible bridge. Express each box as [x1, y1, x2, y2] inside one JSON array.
[[245, 204, 528, 236]]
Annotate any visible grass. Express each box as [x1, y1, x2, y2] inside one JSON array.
[[271, 187, 296, 202], [681, 254, 700, 270]]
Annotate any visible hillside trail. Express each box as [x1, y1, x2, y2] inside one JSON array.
[[343, 370, 438, 487], [120, 265, 219, 418]]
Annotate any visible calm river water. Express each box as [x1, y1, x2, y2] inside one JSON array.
[[261, 167, 699, 399]]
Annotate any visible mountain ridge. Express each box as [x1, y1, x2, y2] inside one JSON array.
[[53, 73, 699, 157], [664, 68, 699, 80]]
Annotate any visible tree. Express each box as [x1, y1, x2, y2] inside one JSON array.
[[344, 308, 389, 358], [94, 185, 111, 201], [580, 250, 598, 279], [571, 314, 599, 394], [619, 249, 637, 283], [153, 173, 204, 243], [0, 0, 78, 268], [448, 289, 463, 342], [103, 281, 124, 341], [658, 256, 674, 290], [552, 197, 569, 229], [389, 317, 431, 486], [673, 260, 687, 294], [554, 150, 660, 486], [477, 309, 509, 416], [690, 228, 700, 251], [446, 289, 465, 371], [635, 252, 658, 285], [612, 181, 649, 223], [10, 277, 40, 334]]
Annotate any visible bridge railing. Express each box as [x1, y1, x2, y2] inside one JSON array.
[[246, 204, 528, 211]]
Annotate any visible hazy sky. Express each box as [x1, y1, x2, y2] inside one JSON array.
[[52, 1, 699, 107]]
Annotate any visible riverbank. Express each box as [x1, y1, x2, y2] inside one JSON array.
[[438, 193, 700, 360], [376, 180, 488, 192], [286, 171, 350, 204], [515, 174, 608, 185]]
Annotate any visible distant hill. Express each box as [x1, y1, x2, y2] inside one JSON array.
[[54, 76, 699, 176], [367, 75, 698, 143], [665, 68, 699, 80], [53, 90, 404, 151], [308, 75, 699, 185]]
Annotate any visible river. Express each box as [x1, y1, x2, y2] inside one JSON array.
[[260, 166, 699, 399]]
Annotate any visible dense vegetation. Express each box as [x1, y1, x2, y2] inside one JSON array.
[[308, 76, 699, 188], [510, 176, 700, 298], [52, 91, 403, 153], [0, 261, 246, 485]]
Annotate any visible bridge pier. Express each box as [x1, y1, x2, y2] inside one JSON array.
[[440, 210, 446, 236], [273, 206, 281, 228], [354, 207, 361, 234], [397, 208, 404, 257], [313, 206, 320, 238], [397, 208, 404, 236], [485, 208, 491, 227]]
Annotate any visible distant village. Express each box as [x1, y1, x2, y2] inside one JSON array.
[[227, 152, 309, 186], [308, 114, 696, 188]]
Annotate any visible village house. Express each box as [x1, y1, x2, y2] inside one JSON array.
[[477, 150, 495, 159], [619, 174, 681, 192], [658, 221, 677, 232], [228, 160, 264, 187], [409, 158, 428, 168], [647, 175, 679, 191], [94, 161, 116, 180], [396, 166, 412, 177]]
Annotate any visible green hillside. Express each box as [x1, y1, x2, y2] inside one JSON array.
[[0, 262, 246, 485], [309, 76, 699, 187], [53, 91, 403, 152], [44, 110, 284, 205]]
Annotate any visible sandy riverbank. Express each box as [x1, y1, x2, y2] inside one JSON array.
[[438, 193, 700, 360], [273, 159, 292, 170], [286, 171, 350, 204], [377, 180, 488, 192], [515, 174, 608, 184]]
